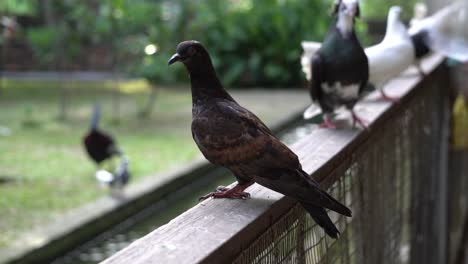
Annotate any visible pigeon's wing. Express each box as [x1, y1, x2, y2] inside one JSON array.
[[310, 54, 324, 102], [249, 138, 352, 216], [97, 132, 120, 157], [191, 101, 284, 167], [356, 49, 370, 95]]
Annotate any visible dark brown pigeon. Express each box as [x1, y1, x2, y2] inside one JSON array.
[[168, 40, 352, 238]]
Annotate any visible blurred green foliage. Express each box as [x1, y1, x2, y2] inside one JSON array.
[[121, 0, 337, 87], [5, 0, 418, 87], [0, 0, 36, 16], [361, 0, 420, 20], [16, 0, 334, 87]]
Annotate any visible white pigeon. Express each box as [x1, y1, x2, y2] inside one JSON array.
[[365, 6, 415, 101], [301, 41, 323, 119], [409, 1, 468, 62]]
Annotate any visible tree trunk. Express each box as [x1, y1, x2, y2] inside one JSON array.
[[138, 86, 158, 118]]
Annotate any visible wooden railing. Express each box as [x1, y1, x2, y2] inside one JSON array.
[[102, 54, 456, 264]]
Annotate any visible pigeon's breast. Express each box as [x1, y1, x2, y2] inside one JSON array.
[[191, 106, 272, 166], [321, 82, 360, 100]]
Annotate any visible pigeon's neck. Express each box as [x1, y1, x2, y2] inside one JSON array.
[[186, 61, 234, 104], [384, 13, 406, 40], [335, 13, 355, 37]]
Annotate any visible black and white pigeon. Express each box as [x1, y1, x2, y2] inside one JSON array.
[[168, 40, 352, 238], [409, 1, 468, 63], [83, 104, 130, 189], [309, 0, 369, 128], [302, 5, 410, 118]]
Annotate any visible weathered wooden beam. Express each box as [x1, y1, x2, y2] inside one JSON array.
[[102, 54, 445, 264]]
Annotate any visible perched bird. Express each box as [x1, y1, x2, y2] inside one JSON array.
[[365, 6, 415, 101], [82, 104, 130, 188], [409, 1, 468, 63], [309, 0, 369, 128], [301, 6, 413, 117], [168, 40, 352, 238]]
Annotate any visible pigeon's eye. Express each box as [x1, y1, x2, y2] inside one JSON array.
[[187, 47, 196, 56]]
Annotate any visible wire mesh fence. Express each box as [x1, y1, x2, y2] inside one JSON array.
[[233, 70, 450, 264], [449, 150, 468, 264]]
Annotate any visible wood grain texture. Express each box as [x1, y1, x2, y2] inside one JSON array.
[[102, 54, 445, 264]]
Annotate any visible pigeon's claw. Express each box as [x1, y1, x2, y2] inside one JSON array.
[[198, 188, 251, 201], [198, 193, 213, 201], [351, 110, 369, 130], [319, 115, 337, 129], [212, 190, 251, 200], [215, 186, 229, 192], [199, 182, 253, 201]]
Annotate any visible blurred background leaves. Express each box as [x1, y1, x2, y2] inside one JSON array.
[[2, 0, 419, 88]]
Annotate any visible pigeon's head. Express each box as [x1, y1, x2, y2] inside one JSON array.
[[389, 6, 402, 18], [168, 40, 209, 66], [413, 3, 428, 20], [332, 0, 360, 18], [387, 6, 407, 34]]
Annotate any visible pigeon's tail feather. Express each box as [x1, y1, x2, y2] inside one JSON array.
[[320, 190, 352, 217], [301, 203, 340, 239], [298, 170, 352, 217]]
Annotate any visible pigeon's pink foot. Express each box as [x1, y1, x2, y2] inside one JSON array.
[[319, 115, 337, 129], [199, 182, 253, 201], [351, 111, 369, 130], [380, 89, 400, 103]]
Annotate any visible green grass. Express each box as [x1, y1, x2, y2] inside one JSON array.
[[0, 79, 200, 248]]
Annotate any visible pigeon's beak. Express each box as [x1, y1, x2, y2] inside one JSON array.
[[347, 3, 360, 17], [168, 53, 181, 65], [346, 7, 355, 16]]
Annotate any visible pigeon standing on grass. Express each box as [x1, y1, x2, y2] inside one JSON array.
[[365, 6, 415, 102], [83, 104, 130, 189], [168, 40, 352, 238], [309, 0, 369, 128]]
